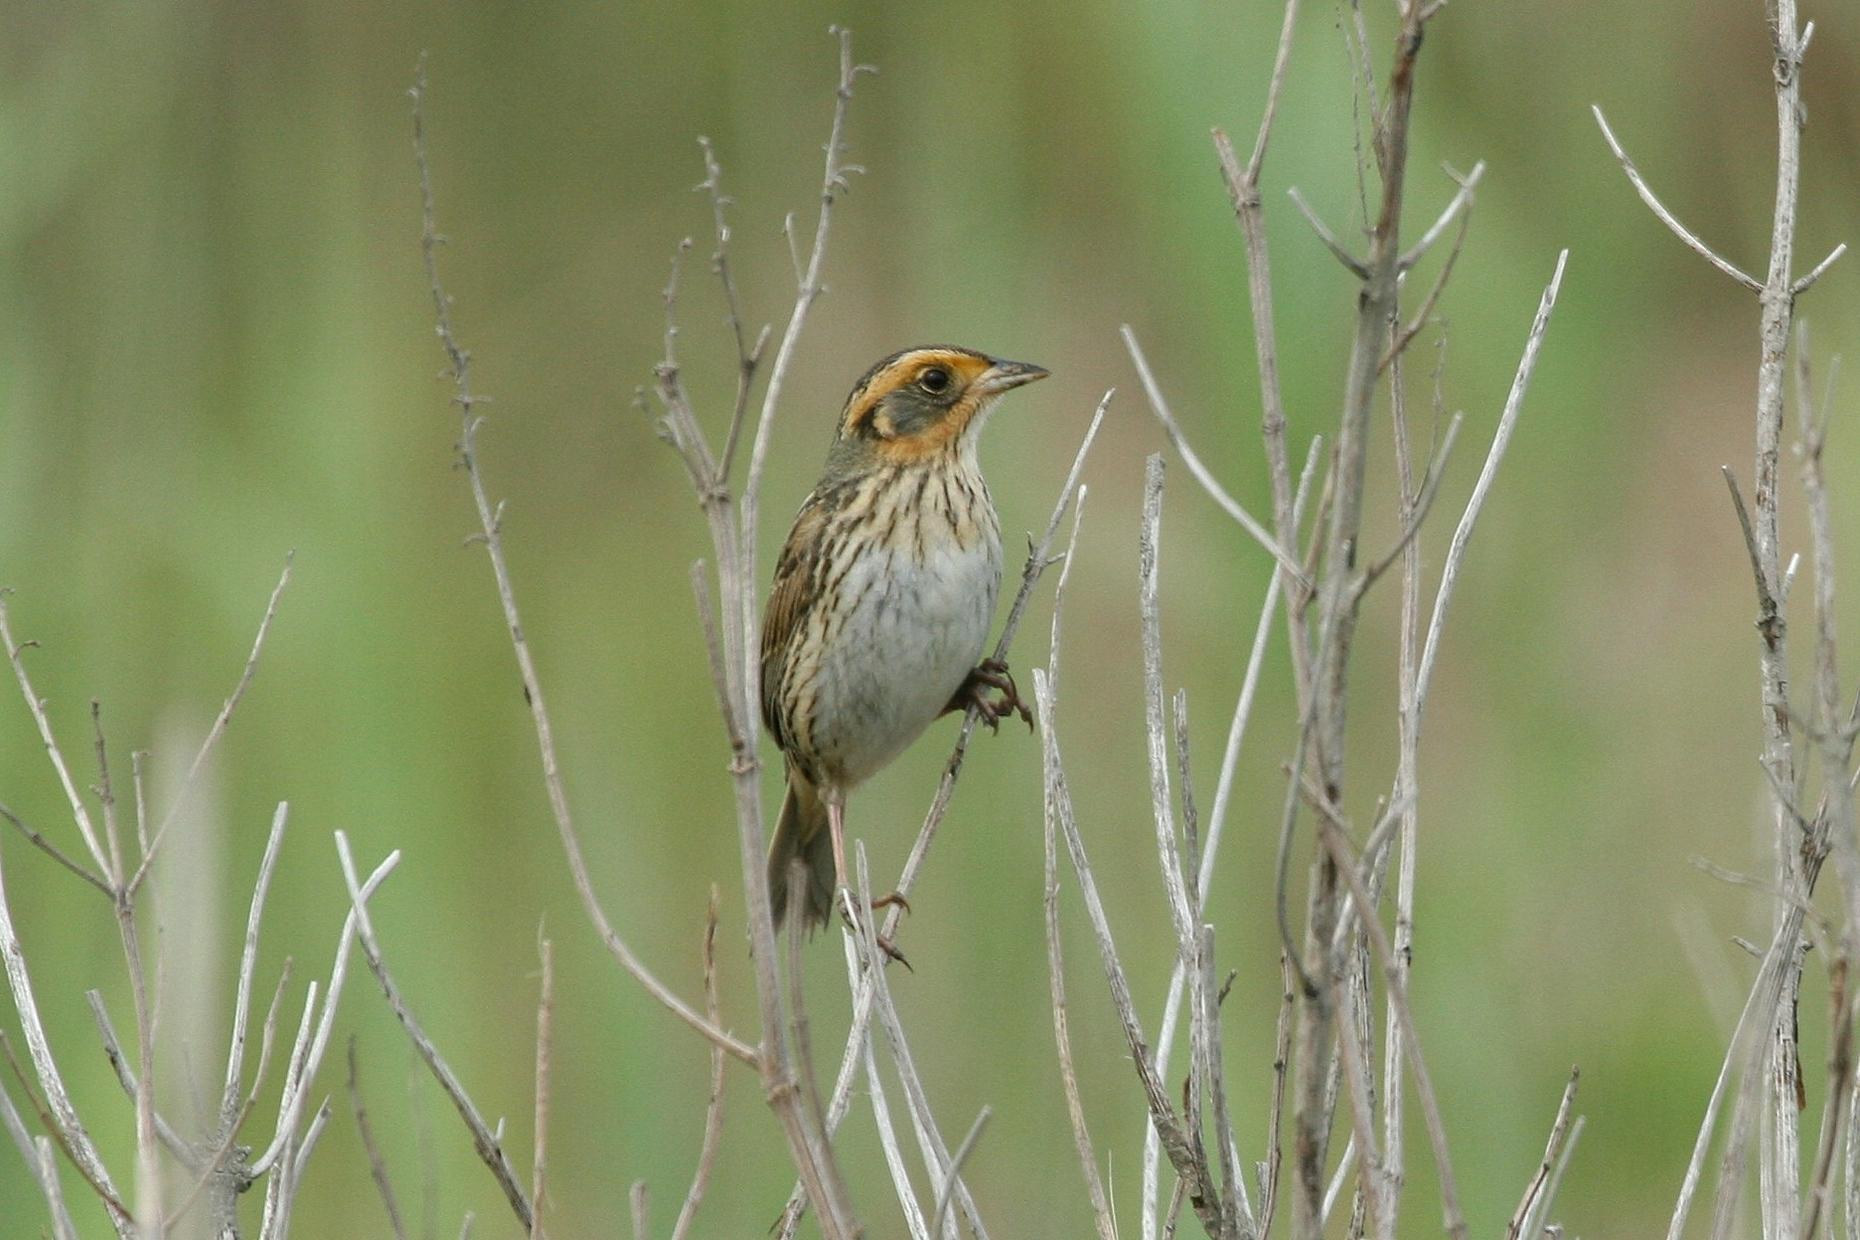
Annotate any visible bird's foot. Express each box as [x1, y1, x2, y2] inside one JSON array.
[[839, 898, 913, 970], [945, 657, 1033, 732]]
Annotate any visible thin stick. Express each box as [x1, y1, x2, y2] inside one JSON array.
[[848, 847, 988, 1239], [1376, 329, 1424, 1237], [38, 1135, 79, 1240], [1143, 437, 1322, 1238], [1212, 0, 1306, 611], [1398, 161, 1485, 270], [250, 849, 399, 1178], [1312, 814, 1466, 1239], [128, 555, 294, 897], [2, 1082, 78, 1240], [1258, 952, 1296, 1235], [857, 985, 931, 1240], [334, 831, 534, 1231], [1035, 667, 1223, 1236], [1796, 320, 1858, 1240], [530, 932, 554, 1240], [1138, 455, 1197, 953], [1413, 250, 1569, 716], [0, 596, 111, 877], [83, 995, 194, 1165], [0, 804, 132, 1234], [410, 58, 752, 1069], [349, 1038, 409, 1240], [0, 802, 111, 897], [1211, 0, 1314, 735], [930, 1107, 992, 1240], [1287, 187, 1369, 276], [738, 25, 875, 584], [694, 135, 770, 482], [1591, 106, 1762, 291], [170, 961, 292, 1230], [1122, 328, 1306, 585], [1039, 489, 1116, 1240], [629, 1183, 649, 1240], [1537, 1115, 1586, 1233], [669, 890, 727, 1240], [223, 803, 291, 1127], [1508, 1068, 1580, 1240]]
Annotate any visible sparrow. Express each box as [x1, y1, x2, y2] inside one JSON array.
[[760, 345, 1048, 937]]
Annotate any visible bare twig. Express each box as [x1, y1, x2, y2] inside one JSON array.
[[694, 135, 770, 481], [1381, 213, 1471, 373], [1287, 187, 1369, 277], [1034, 666, 1224, 1237], [1795, 316, 1857, 1240], [129, 554, 294, 898], [1, 1081, 78, 1240], [224, 803, 291, 1128], [1210, 0, 1305, 582], [411, 56, 752, 1069], [334, 831, 534, 1231], [250, 847, 399, 1182], [1311, 813, 1465, 1239], [0, 594, 112, 879], [1793, 243, 1846, 295], [1508, 1069, 1580, 1240], [38, 1135, 79, 1240], [1591, 106, 1762, 291], [738, 25, 875, 567], [669, 890, 727, 1240], [1398, 162, 1485, 271], [1039, 488, 1116, 1240], [1413, 250, 1569, 715], [847, 847, 988, 1240], [531, 932, 554, 1240], [0, 801, 110, 897], [0, 805, 132, 1234], [1258, 952, 1296, 1235], [629, 1184, 649, 1240], [349, 1038, 409, 1240], [173, 960, 291, 1230], [930, 1107, 993, 1240], [1139, 456, 1198, 955], [82, 995, 194, 1166], [848, 942, 930, 1240], [1122, 327, 1306, 586]]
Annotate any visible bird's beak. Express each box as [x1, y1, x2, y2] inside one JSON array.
[[976, 358, 1050, 396]]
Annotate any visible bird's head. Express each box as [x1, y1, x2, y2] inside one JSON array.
[[830, 346, 1048, 469]]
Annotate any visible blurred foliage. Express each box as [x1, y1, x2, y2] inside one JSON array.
[[2, 0, 1860, 1235]]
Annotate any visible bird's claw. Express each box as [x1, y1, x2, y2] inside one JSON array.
[[947, 657, 1034, 731], [839, 897, 914, 971]]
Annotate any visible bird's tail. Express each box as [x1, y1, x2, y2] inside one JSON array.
[[768, 773, 835, 932]]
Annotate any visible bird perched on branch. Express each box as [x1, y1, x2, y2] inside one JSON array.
[[761, 345, 1048, 940]]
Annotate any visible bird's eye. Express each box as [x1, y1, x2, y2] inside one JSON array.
[[918, 367, 950, 394]]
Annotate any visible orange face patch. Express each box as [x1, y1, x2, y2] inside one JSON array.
[[838, 348, 993, 439], [868, 404, 978, 464]]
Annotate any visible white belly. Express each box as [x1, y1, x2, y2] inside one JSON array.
[[808, 529, 1001, 787]]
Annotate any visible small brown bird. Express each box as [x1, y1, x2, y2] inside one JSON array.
[[761, 345, 1048, 935]]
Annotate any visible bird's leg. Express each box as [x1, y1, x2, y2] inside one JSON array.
[[826, 794, 851, 918], [943, 656, 1034, 732], [826, 795, 912, 967]]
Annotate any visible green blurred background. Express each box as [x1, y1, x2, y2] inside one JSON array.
[[2, 1, 1858, 1235]]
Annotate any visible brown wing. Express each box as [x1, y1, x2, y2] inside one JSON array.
[[761, 494, 828, 750]]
